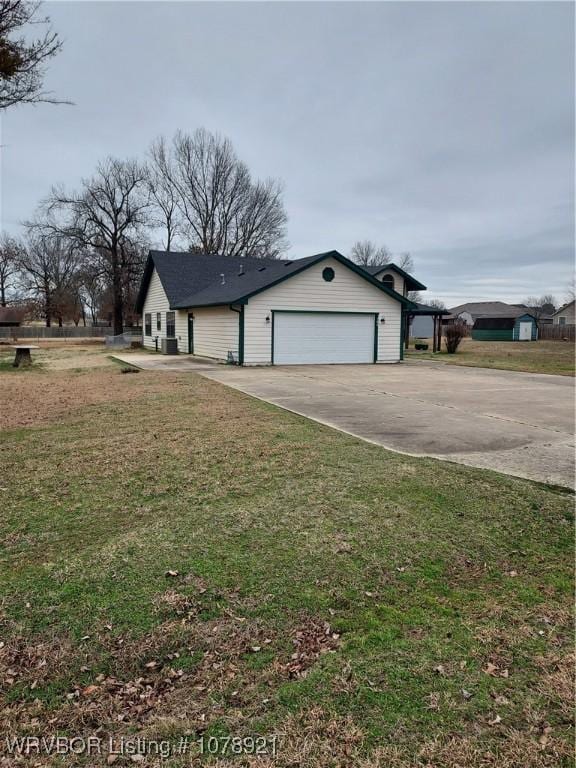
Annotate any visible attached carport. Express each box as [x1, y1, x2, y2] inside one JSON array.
[[405, 302, 450, 353]]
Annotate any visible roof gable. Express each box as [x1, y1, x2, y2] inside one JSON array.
[[135, 251, 283, 313], [137, 250, 416, 313], [365, 263, 427, 292], [553, 300, 575, 316], [449, 301, 533, 319]]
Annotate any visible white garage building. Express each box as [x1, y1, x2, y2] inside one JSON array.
[[135, 250, 416, 365]]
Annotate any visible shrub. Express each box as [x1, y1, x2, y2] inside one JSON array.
[[444, 323, 467, 354]]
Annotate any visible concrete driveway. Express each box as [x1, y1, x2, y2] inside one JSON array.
[[202, 362, 575, 489]]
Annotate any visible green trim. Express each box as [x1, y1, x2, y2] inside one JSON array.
[[370, 262, 427, 292], [238, 305, 245, 365], [187, 313, 194, 354], [374, 315, 379, 363], [271, 311, 275, 365], [174, 251, 416, 310], [229, 305, 245, 364], [400, 310, 405, 360], [237, 252, 415, 307]]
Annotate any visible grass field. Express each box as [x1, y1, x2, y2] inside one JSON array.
[[406, 339, 575, 376], [0, 348, 573, 766]]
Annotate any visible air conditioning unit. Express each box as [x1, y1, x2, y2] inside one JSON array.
[[161, 338, 179, 355]]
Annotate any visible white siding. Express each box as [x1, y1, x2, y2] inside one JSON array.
[[142, 269, 188, 352], [372, 267, 405, 297], [243, 256, 402, 365], [553, 302, 575, 325], [190, 306, 239, 361]]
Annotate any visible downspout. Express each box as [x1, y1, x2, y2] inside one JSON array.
[[230, 305, 244, 365], [400, 309, 405, 361]]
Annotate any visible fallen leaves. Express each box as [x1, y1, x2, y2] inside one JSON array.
[[488, 714, 502, 726], [280, 620, 341, 679], [483, 661, 510, 678]]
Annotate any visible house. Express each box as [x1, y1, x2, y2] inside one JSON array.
[[135, 250, 418, 365], [471, 314, 538, 341], [0, 307, 23, 327], [444, 301, 532, 327], [552, 300, 575, 326]]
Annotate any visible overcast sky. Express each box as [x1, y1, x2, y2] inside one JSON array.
[[1, 1, 574, 306]]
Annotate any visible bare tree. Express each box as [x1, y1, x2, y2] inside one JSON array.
[[18, 234, 77, 326], [34, 157, 150, 334], [0, 233, 21, 305], [147, 137, 181, 251], [0, 0, 67, 109], [426, 298, 446, 310], [350, 240, 391, 267], [522, 295, 557, 329], [397, 251, 414, 273], [153, 129, 288, 258], [78, 260, 105, 325]]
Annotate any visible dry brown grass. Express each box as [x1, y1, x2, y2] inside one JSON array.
[[0, 368, 179, 431]]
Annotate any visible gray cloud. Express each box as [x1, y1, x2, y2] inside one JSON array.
[[1, 1, 573, 306]]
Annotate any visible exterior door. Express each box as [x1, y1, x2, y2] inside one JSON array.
[[519, 321, 532, 341], [188, 314, 194, 353], [273, 311, 376, 364]]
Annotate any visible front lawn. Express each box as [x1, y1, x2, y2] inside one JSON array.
[[0, 352, 573, 766], [407, 339, 575, 376]]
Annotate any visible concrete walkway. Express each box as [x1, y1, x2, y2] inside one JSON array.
[[111, 353, 219, 372], [201, 362, 575, 489]]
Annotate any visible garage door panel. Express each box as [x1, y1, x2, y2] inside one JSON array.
[[273, 312, 375, 364]]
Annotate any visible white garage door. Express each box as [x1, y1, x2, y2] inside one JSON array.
[[273, 312, 375, 364]]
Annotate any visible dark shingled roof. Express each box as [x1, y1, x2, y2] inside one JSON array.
[[363, 263, 427, 292], [136, 250, 415, 313], [449, 301, 533, 319]]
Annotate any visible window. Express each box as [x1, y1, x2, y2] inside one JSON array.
[[166, 311, 175, 338], [144, 313, 152, 336], [559, 317, 566, 326], [381, 274, 395, 291], [322, 267, 335, 282], [156, 312, 161, 331]]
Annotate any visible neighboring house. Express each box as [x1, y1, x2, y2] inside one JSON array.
[[445, 301, 532, 326], [136, 250, 417, 365], [471, 314, 538, 341], [0, 307, 23, 327], [552, 300, 575, 326]]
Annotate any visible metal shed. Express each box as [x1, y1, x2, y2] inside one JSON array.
[[472, 313, 537, 341]]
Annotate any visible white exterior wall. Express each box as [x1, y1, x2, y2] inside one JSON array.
[[372, 268, 405, 296], [243, 257, 402, 365], [142, 269, 187, 352], [553, 302, 575, 325], [191, 306, 239, 361]]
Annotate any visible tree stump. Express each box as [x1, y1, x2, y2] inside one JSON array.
[[13, 347, 32, 367]]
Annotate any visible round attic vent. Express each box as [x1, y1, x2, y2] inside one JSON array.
[[322, 267, 335, 282]]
